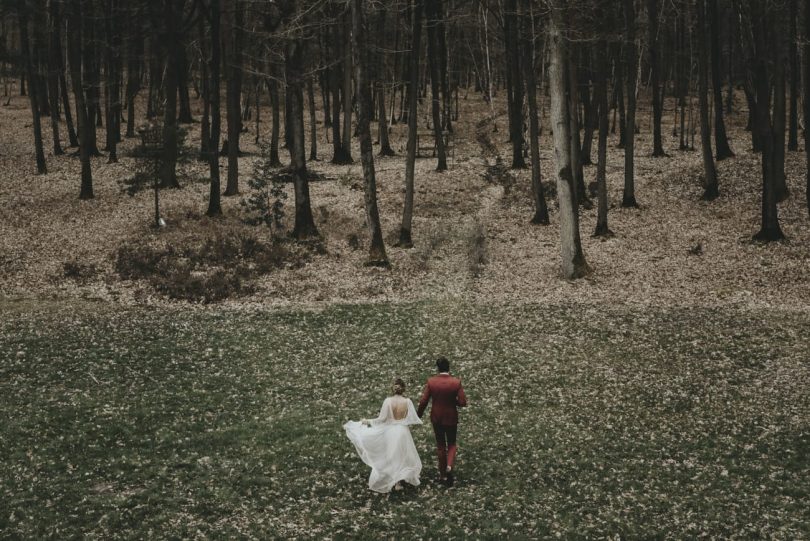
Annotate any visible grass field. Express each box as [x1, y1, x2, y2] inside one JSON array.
[[1, 300, 808, 539]]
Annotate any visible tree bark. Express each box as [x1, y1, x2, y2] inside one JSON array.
[[805, 0, 810, 216], [521, 0, 548, 225], [269, 72, 282, 166], [504, 0, 526, 169], [67, 0, 93, 199], [425, 0, 448, 171], [621, 0, 638, 207], [594, 24, 612, 237], [788, 0, 799, 152], [352, 0, 389, 266], [286, 39, 319, 240], [19, 5, 47, 174], [709, 0, 734, 159], [224, 2, 243, 196], [46, 0, 64, 156], [341, 10, 354, 162], [206, 0, 222, 217], [697, 0, 718, 199], [308, 75, 318, 161], [647, 0, 665, 156], [159, 0, 180, 188], [751, 2, 784, 241], [548, 0, 589, 279], [399, 0, 423, 247]]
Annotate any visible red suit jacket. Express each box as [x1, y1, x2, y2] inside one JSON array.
[[417, 374, 467, 426]]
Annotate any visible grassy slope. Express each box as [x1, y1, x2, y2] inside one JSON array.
[[1, 300, 808, 539]]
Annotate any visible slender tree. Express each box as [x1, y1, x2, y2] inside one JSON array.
[[621, 0, 639, 207], [647, 0, 665, 156], [787, 0, 799, 151], [425, 0, 448, 171], [46, 0, 64, 156], [521, 0, 548, 225], [399, 0, 423, 247], [548, 0, 589, 279], [697, 0, 718, 199], [593, 2, 613, 237], [66, 0, 93, 199], [206, 0, 222, 217], [804, 0, 810, 216], [223, 1, 244, 196], [709, 0, 734, 159], [352, 0, 389, 266], [18, 3, 47, 174]]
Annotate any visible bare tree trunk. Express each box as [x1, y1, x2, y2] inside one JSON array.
[[67, 0, 93, 199], [522, 0, 548, 225], [548, 0, 589, 279], [159, 0, 180, 189], [425, 0, 448, 171], [788, 0, 799, 152], [805, 0, 810, 216], [286, 39, 319, 240], [352, 0, 389, 266], [125, 11, 141, 138], [504, 0, 526, 169], [269, 73, 282, 166], [46, 0, 64, 156], [648, 0, 665, 156], [399, 0, 423, 247], [697, 0, 718, 199], [751, 2, 784, 241], [594, 22, 612, 237], [19, 6, 47, 174], [709, 0, 734, 160], [341, 10, 354, 162], [206, 0, 222, 217], [223, 2, 243, 196], [621, 0, 638, 207], [308, 75, 318, 161]]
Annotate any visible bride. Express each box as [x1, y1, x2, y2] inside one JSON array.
[[343, 378, 423, 493]]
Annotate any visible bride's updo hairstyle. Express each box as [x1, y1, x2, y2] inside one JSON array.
[[392, 378, 406, 395]]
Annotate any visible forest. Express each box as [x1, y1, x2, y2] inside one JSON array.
[[1, 0, 809, 538]]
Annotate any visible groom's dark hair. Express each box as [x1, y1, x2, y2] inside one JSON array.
[[436, 357, 450, 372]]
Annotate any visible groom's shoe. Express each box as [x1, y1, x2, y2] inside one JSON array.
[[445, 466, 454, 487]]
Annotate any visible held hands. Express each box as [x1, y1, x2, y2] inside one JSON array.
[[360, 418, 372, 427]]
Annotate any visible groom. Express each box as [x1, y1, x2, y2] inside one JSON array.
[[417, 356, 467, 486]]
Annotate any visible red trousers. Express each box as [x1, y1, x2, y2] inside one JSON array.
[[432, 423, 458, 474]]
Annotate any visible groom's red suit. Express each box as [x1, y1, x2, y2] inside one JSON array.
[[417, 373, 467, 477]]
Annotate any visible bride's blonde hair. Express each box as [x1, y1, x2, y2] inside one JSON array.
[[392, 378, 406, 395]]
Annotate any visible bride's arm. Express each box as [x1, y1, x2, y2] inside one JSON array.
[[367, 397, 391, 426]]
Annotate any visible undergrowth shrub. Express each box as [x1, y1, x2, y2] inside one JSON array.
[[114, 233, 303, 303]]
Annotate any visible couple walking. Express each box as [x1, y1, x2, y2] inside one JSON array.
[[343, 357, 467, 493]]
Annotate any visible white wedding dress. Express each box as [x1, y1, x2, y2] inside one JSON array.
[[343, 395, 423, 493]]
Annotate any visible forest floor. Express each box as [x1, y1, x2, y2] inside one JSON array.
[[1, 91, 810, 310], [1, 92, 809, 538], [1, 300, 808, 539]]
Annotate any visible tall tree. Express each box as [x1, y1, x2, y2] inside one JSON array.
[[223, 0, 244, 196], [286, 37, 319, 240], [376, 8, 395, 156], [341, 9, 354, 162], [18, 2, 47, 174], [521, 0, 548, 225], [749, 0, 784, 240], [158, 0, 180, 188], [709, 0, 734, 159], [206, 0, 222, 217], [621, 0, 639, 207], [787, 0, 799, 152], [593, 1, 613, 237], [697, 0, 718, 199], [504, 0, 526, 169], [399, 0, 423, 247], [352, 0, 389, 266], [46, 0, 64, 156], [425, 0, 448, 171], [548, 0, 589, 279], [804, 0, 810, 216], [647, 0, 665, 156], [66, 0, 93, 199]]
